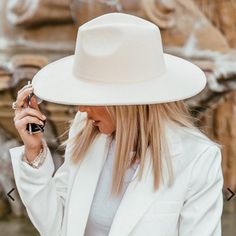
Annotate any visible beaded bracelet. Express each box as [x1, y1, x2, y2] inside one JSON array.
[[22, 139, 48, 169]]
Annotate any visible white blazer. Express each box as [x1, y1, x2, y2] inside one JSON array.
[[10, 112, 223, 236]]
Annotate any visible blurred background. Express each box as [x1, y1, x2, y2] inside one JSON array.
[[0, 0, 235, 235]]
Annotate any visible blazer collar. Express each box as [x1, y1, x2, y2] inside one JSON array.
[[66, 121, 183, 236], [164, 120, 183, 157]]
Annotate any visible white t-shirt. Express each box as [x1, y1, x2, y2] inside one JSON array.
[[84, 138, 139, 236]]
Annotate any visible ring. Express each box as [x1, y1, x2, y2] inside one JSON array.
[[12, 101, 20, 110]]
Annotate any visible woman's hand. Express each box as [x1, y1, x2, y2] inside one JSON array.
[[13, 84, 47, 161]]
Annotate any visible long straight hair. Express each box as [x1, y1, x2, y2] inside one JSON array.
[[61, 101, 197, 197]]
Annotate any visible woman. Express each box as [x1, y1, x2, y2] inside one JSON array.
[[10, 13, 223, 236]]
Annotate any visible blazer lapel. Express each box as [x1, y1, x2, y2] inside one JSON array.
[[108, 122, 183, 236], [66, 133, 112, 236]]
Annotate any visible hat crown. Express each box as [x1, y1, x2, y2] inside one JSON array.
[[73, 13, 166, 84]]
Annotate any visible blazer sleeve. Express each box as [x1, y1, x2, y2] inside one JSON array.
[[179, 145, 224, 236], [9, 111, 85, 236]]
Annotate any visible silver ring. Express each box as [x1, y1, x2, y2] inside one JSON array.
[[12, 101, 20, 110]]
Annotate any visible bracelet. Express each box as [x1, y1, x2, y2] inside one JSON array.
[[23, 140, 48, 169]]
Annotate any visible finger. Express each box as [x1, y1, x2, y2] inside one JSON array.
[[16, 87, 34, 108], [23, 92, 34, 109], [17, 83, 33, 95], [14, 106, 23, 116], [14, 107, 46, 122], [14, 116, 45, 131]]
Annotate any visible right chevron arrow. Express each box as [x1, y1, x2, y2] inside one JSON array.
[[227, 188, 235, 201]]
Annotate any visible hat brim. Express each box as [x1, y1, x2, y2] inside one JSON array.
[[32, 53, 206, 106]]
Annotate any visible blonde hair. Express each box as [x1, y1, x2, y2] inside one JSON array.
[[61, 101, 197, 197]]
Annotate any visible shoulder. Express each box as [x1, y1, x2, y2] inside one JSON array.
[[176, 125, 222, 172], [180, 129, 223, 198], [166, 121, 221, 153], [171, 122, 220, 152], [168, 125, 223, 194], [166, 121, 222, 169]]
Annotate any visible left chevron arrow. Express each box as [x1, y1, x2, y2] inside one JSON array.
[[7, 188, 15, 201]]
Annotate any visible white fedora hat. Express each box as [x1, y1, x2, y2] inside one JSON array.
[[32, 13, 206, 106]]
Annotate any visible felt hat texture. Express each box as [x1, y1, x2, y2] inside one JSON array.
[[32, 13, 206, 105]]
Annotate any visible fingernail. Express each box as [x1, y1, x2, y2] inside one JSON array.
[[40, 121, 44, 125], [42, 115, 46, 120]]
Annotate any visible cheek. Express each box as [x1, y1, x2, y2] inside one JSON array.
[[100, 113, 114, 127], [99, 119, 115, 133], [100, 120, 112, 129]]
